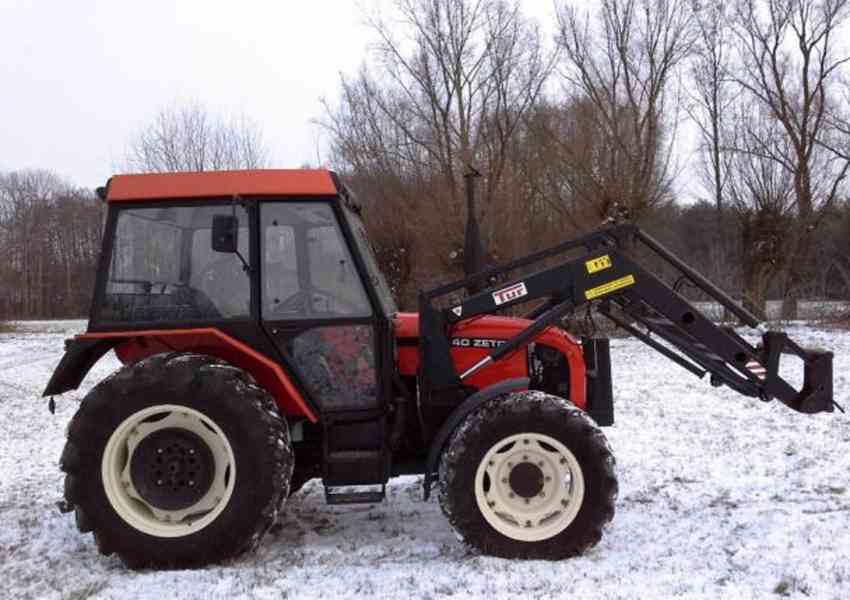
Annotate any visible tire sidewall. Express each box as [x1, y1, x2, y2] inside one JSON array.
[[440, 394, 615, 558], [75, 355, 289, 565]]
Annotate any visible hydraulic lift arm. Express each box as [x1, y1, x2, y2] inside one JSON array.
[[418, 224, 835, 415]]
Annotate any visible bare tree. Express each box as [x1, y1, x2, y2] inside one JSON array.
[[732, 0, 850, 317], [681, 2, 742, 312], [725, 102, 797, 315], [0, 170, 102, 319], [689, 2, 736, 213], [555, 0, 697, 219], [322, 0, 557, 302], [124, 103, 270, 173]]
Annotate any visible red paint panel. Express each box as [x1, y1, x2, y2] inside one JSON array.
[[394, 312, 587, 409], [107, 170, 337, 202], [77, 328, 317, 422]]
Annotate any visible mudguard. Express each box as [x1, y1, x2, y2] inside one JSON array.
[[43, 337, 121, 396], [42, 328, 317, 422], [422, 377, 529, 500]]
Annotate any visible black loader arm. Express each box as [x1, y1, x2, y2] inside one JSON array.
[[43, 336, 123, 397], [418, 224, 835, 415]]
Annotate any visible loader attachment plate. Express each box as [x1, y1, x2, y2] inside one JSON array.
[[761, 332, 834, 414]]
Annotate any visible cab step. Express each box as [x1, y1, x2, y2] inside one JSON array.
[[325, 485, 386, 505]]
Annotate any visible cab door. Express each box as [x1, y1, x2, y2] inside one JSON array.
[[259, 201, 379, 413]]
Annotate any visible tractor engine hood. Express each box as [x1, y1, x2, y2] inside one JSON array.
[[392, 312, 586, 396]]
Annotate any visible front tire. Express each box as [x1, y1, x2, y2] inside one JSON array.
[[438, 391, 617, 559], [60, 353, 294, 569]]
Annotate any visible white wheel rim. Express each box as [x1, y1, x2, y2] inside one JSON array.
[[474, 432, 585, 542], [101, 404, 236, 538]]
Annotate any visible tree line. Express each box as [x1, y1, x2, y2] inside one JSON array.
[[2, 0, 850, 321], [322, 0, 850, 318]]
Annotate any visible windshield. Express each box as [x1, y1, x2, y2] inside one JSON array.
[[341, 204, 398, 316]]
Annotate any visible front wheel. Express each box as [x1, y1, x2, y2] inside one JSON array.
[[61, 353, 294, 569], [438, 391, 617, 559]]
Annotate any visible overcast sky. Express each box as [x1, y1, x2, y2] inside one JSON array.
[[0, 0, 568, 190]]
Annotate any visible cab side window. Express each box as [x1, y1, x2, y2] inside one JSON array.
[[261, 203, 371, 319], [100, 205, 250, 324]]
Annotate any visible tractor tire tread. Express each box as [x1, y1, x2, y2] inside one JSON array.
[[438, 390, 617, 560], [59, 352, 293, 569]]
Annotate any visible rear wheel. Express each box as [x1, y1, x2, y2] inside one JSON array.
[[60, 353, 293, 569], [438, 391, 617, 559]]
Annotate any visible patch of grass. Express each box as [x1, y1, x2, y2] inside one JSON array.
[[0, 321, 17, 333]]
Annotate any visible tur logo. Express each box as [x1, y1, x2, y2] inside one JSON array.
[[492, 282, 528, 306]]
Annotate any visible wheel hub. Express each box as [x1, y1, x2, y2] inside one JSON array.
[[102, 405, 237, 538], [508, 462, 545, 498], [130, 428, 215, 511], [474, 432, 586, 542]]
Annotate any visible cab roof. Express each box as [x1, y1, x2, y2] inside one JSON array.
[[105, 169, 339, 202]]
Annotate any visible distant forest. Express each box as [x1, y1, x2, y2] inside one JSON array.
[[3, 0, 850, 321]]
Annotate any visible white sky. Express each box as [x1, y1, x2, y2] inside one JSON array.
[[0, 0, 563, 190], [2, 1, 707, 202], [0, 0, 372, 188]]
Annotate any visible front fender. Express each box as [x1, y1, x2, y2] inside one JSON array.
[[422, 377, 529, 501]]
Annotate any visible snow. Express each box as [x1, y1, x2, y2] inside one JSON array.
[[692, 300, 849, 322], [1, 322, 848, 599]]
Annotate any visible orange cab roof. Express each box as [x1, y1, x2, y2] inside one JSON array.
[[106, 169, 339, 202]]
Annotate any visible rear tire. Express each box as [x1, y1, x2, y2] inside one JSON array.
[[60, 353, 294, 569], [438, 391, 617, 559]]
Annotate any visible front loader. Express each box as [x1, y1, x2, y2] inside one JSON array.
[[43, 169, 835, 569]]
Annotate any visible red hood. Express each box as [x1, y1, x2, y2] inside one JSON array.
[[393, 312, 580, 347], [392, 312, 586, 409]]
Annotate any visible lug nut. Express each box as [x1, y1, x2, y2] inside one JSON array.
[[561, 499, 568, 507], [524, 498, 530, 504], [537, 461, 543, 467], [560, 458, 567, 465], [509, 493, 515, 498], [488, 460, 494, 466], [523, 439, 529, 445], [501, 478, 508, 484], [545, 476, 552, 482], [525, 520, 532, 527], [523, 455, 528, 460]]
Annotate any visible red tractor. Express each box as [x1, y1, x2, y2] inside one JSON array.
[[45, 169, 834, 569]]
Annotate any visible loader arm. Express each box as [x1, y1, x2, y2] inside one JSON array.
[[418, 224, 834, 415]]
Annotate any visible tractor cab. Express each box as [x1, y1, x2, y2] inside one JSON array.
[[87, 170, 397, 416], [48, 171, 403, 497]]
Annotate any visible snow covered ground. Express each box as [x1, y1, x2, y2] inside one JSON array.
[[0, 321, 848, 599]]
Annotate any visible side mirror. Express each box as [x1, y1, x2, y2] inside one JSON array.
[[211, 215, 238, 253]]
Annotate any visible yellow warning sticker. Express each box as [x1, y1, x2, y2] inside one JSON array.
[[585, 255, 612, 274], [585, 275, 636, 300]]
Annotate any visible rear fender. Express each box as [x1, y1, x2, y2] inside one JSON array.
[[43, 337, 120, 397], [43, 328, 317, 422]]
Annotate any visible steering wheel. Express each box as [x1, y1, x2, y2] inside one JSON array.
[[271, 285, 363, 317]]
